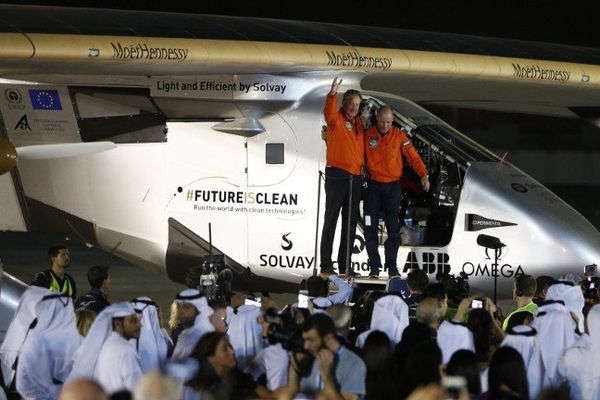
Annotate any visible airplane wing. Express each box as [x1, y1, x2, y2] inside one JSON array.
[[0, 5, 599, 119]]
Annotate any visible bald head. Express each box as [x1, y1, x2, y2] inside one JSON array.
[[60, 379, 108, 400], [376, 106, 394, 134], [134, 370, 181, 400], [416, 297, 443, 330]]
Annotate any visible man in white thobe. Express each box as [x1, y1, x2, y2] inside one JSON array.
[[558, 304, 600, 400], [416, 296, 475, 364], [356, 295, 409, 348], [171, 289, 214, 361], [16, 291, 82, 400], [68, 302, 143, 395], [531, 282, 578, 393], [228, 301, 264, 370], [0, 286, 49, 389], [501, 324, 541, 399], [131, 297, 171, 372]]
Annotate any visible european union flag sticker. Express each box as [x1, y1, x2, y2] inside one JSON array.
[[28, 89, 62, 110]]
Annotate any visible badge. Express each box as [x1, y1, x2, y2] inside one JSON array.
[[369, 137, 378, 149], [345, 121, 352, 130]]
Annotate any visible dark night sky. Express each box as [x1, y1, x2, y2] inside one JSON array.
[[1, 0, 599, 49]]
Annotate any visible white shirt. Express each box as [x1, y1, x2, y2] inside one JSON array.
[[321, 275, 354, 305], [246, 343, 289, 390], [94, 332, 142, 394]]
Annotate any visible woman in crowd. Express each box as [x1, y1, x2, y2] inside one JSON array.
[[447, 350, 482, 399], [184, 331, 269, 400], [476, 346, 529, 400], [362, 330, 397, 400]]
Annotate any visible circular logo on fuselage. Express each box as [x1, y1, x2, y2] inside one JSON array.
[[511, 183, 528, 193], [4, 89, 22, 104]]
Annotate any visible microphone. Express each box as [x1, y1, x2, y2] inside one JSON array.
[[476, 234, 505, 250]]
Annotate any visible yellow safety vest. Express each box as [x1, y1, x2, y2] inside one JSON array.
[[49, 272, 74, 297]]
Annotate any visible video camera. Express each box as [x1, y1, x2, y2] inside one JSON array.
[[264, 308, 306, 354], [195, 255, 233, 302], [437, 271, 470, 305], [265, 307, 314, 377]]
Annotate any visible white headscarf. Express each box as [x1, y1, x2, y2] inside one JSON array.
[[531, 297, 577, 388], [356, 295, 409, 348], [437, 320, 475, 364], [174, 289, 213, 315], [546, 283, 585, 333], [0, 286, 50, 386], [228, 304, 264, 370], [68, 302, 137, 381], [132, 297, 169, 373], [502, 325, 537, 367], [15, 292, 81, 398], [502, 324, 541, 399]]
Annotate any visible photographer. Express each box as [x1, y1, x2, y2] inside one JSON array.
[[282, 314, 366, 400], [581, 276, 600, 305], [303, 272, 354, 312], [405, 269, 429, 320], [246, 306, 299, 391], [438, 272, 470, 321], [466, 299, 504, 368]]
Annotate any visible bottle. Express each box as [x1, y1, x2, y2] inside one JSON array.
[[403, 209, 412, 227]]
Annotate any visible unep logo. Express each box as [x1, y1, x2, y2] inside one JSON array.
[[5, 88, 22, 104]]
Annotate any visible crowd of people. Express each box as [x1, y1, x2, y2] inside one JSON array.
[[1, 243, 600, 400]]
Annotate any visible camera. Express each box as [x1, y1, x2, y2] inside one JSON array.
[[194, 257, 233, 302], [199, 261, 218, 301], [582, 276, 600, 303], [443, 376, 467, 399], [471, 299, 483, 309], [437, 271, 470, 306], [265, 308, 306, 354], [244, 296, 262, 308], [297, 290, 309, 309], [585, 264, 598, 277]]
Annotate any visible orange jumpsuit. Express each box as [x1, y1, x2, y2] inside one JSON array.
[[363, 125, 427, 276], [320, 94, 365, 274]]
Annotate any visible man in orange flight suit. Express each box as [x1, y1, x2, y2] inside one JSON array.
[[320, 77, 364, 276], [364, 106, 430, 278]]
